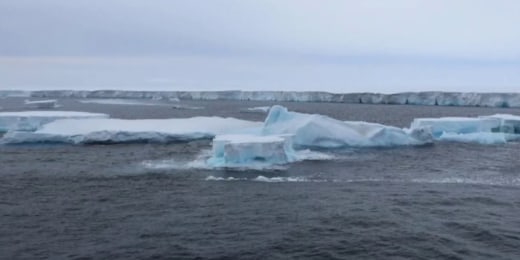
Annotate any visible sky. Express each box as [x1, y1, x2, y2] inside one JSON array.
[[0, 0, 519, 93]]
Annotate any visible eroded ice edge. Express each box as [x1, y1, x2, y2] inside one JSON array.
[[1, 105, 519, 171]]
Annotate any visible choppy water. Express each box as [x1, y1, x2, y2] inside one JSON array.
[[1, 97, 520, 259]]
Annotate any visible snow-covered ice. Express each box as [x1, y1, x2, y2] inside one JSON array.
[[262, 105, 432, 148], [0, 111, 109, 132], [2, 117, 262, 144]]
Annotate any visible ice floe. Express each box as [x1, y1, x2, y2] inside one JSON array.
[[0, 111, 109, 133]]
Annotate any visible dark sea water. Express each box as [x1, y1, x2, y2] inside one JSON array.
[[1, 97, 520, 259]]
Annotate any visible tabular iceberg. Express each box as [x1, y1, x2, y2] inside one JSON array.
[[262, 105, 432, 148], [479, 114, 520, 134], [2, 117, 262, 144], [240, 106, 271, 114], [207, 134, 296, 167], [410, 114, 520, 144], [0, 111, 109, 133], [24, 99, 59, 109], [410, 117, 501, 138]]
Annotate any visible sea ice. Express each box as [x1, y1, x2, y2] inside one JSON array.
[[2, 117, 262, 144], [0, 111, 109, 133], [262, 105, 432, 148]]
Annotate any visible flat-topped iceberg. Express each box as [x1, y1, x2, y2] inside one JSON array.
[[410, 117, 501, 138], [240, 106, 271, 114], [78, 99, 168, 106], [0, 111, 109, 133], [207, 134, 296, 167], [410, 114, 520, 144], [262, 105, 432, 148], [479, 114, 520, 134], [2, 117, 262, 144], [24, 99, 58, 109]]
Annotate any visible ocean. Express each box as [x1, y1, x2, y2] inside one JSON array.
[[1, 97, 520, 259]]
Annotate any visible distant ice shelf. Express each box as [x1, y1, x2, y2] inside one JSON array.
[[24, 90, 520, 108]]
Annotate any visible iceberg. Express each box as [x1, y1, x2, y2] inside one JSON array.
[[78, 99, 168, 106], [207, 134, 296, 167], [410, 117, 501, 138], [205, 133, 335, 168], [0, 111, 109, 133], [2, 117, 262, 144], [410, 114, 520, 144], [479, 114, 520, 134], [171, 104, 204, 110], [240, 106, 271, 114], [262, 105, 432, 148], [437, 132, 511, 145], [24, 99, 58, 109]]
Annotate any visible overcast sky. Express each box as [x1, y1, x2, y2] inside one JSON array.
[[1, 0, 519, 93]]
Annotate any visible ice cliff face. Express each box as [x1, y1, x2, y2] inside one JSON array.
[[25, 90, 520, 108]]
